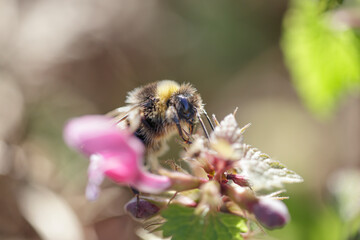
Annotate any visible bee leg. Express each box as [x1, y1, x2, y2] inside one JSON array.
[[130, 187, 141, 218], [131, 187, 140, 195], [173, 115, 192, 144], [189, 123, 194, 135], [178, 124, 192, 144], [182, 124, 192, 137], [136, 193, 140, 218]]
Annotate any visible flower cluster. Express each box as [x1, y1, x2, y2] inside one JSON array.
[[179, 114, 302, 229], [64, 112, 303, 238]]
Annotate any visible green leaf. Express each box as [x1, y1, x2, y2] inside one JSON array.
[[160, 205, 247, 240], [319, 0, 343, 11], [309, 207, 343, 240], [282, 0, 360, 117]]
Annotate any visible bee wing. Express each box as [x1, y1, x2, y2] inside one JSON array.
[[107, 106, 134, 118], [107, 105, 141, 132]]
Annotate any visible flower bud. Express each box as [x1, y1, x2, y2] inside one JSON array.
[[211, 139, 240, 161], [158, 169, 207, 192], [226, 174, 251, 188], [125, 197, 160, 220], [222, 184, 289, 229], [195, 181, 222, 215], [249, 198, 290, 229], [222, 184, 256, 209], [140, 194, 197, 208]]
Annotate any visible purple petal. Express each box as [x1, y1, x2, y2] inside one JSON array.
[[125, 197, 160, 220], [251, 198, 290, 229]]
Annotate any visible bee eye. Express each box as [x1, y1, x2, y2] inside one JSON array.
[[178, 96, 192, 118], [180, 97, 189, 113]]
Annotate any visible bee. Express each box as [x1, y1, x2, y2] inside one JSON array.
[[107, 80, 213, 168]]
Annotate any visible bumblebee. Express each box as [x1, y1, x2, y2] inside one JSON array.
[[108, 80, 213, 166]]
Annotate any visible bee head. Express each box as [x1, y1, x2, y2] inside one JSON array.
[[159, 82, 207, 143], [174, 94, 196, 122]]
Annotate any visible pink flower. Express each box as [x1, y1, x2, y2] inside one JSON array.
[[63, 115, 171, 200]]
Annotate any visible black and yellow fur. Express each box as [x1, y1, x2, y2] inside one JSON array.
[[108, 80, 211, 163]]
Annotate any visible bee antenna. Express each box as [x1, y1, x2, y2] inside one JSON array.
[[203, 110, 214, 131], [197, 113, 210, 139]]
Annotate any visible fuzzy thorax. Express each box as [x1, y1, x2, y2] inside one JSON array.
[[156, 80, 180, 113]]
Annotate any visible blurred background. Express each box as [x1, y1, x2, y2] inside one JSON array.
[[0, 0, 359, 239]]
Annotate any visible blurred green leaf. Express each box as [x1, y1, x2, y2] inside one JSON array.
[[309, 207, 343, 240], [319, 0, 344, 11], [269, 194, 344, 240], [328, 169, 360, 223], [282, 0, 360, 117], [160, 204, 247, 240], [328, 169, 360, 239], [349, 215, 360, 239]]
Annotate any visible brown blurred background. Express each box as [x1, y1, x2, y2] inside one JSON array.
[[0, 0, 359, 239]]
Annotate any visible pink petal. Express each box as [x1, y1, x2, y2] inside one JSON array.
[[86, 154, 105, 201], [102, 152, 140, 183], [63, 115, 144, 157], [86, 182, 102, 201], [64, 115, 171, 197], [134, 172, 171, 194], [101, 152, 171, 193]]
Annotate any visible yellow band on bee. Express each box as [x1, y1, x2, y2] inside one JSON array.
[[156, 80, 180, 101], [156, 81, 180, 114]]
